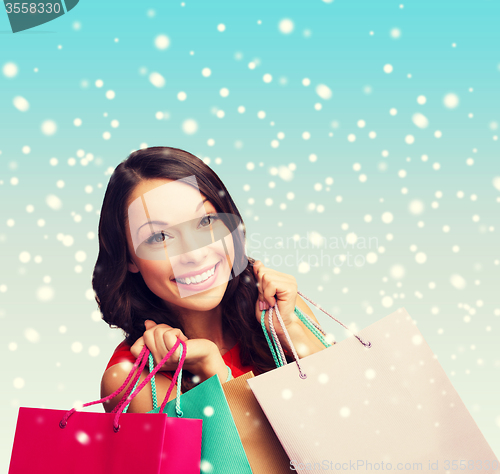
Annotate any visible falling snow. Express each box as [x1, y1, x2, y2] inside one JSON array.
[[1, 3, 499, 465]]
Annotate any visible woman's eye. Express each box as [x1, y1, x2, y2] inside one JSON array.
[[200, 214, 219, 227], [145, 215, 218, 245], [147, 232, 167, 244]]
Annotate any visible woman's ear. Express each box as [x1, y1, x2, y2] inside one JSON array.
[[128, 260, 140, 273]]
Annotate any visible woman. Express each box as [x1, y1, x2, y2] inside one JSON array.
[[95, 146, 327, 413]]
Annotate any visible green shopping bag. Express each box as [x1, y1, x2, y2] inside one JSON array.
[[148, 372, 252, 474]]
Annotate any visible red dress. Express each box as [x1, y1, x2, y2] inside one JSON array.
[[105, 340, 260, 384]]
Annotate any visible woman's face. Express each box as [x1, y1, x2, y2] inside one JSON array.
[[125, 178, 235, 311]]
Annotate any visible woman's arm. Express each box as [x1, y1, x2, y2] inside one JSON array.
[[100, 365, 178, 414], [278, 322, 325, 358]]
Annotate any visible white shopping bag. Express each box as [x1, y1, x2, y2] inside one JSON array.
[[248, 303, 499, 473]]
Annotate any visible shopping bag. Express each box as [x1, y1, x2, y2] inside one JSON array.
[[149, 372, 252, 474], [248, 291, 500, 473], [222, 371, 291, 473], [9, 338, 202, 474]]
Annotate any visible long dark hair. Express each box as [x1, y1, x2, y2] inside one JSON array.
[[93, 146, 280, 390]]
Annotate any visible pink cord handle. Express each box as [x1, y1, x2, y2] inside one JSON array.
[[110, 336, 188, 415], [113, 338, 187, 431], [111, 347, 150, 414], [59, 344, 149, 429], [159, 340, 186, 415], [59, 338, 186, 432]]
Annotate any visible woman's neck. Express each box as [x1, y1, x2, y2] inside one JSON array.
[[174, 304, 237, 355]]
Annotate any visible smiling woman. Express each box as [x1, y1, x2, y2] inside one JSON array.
[[93, 146, 327, 414]]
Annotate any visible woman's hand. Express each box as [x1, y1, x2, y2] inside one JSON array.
[[253, 260, 327, 359], [252, 260, 300, 338], [130, 320, 228, 383]]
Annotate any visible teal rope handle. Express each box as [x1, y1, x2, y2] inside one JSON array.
[[122, 352, 158, 413], [295, 305, 328, 336], [174, 343, 183, 417], [260, 305, 333, 370], [122, 367, 141, 414], [149, 344, 184, 417], [149, 352, 158, 410], [294, 306, 332, 348], [124, 348, 182, 414], [261, 308, 285, 368]]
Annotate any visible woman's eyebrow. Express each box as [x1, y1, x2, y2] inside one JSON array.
[[196, 197, 209, 211], [135, 198, 210, 236]]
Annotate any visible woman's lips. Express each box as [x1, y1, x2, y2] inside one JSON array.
[[171, 260, 222, 290]]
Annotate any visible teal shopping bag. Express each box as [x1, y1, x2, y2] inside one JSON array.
[[148, 374, 252, 474]]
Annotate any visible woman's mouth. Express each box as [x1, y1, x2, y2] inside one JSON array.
[[171, 260, 223, 290]]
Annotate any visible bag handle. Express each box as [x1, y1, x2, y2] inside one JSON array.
[[59, 343, 151, 428], [296, 290, 372, 348], [268, 302, 288, 365], [59, 337, 186, 432], [110, 348, 151, 415], [112, 338, 186, 431], [117, 352, 157, 414], [268, 304, 308, 378], [111, 339, 184, 416], [262, 291, 372, 379], [261, 302, 334, 369], [117, 345, 184, 417], [294, 306, 331, 347], [296, 290, 371, 348]]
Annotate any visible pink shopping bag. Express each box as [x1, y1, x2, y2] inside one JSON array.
[[248, 292, 500, 473], [9, 338, 202, 474]]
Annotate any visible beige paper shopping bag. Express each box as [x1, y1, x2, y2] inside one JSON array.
[[222, 371, 291, 473], [248, 303, 500, 473]]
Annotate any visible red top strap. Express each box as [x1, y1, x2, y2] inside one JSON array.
[[105, 339, 260, 382]]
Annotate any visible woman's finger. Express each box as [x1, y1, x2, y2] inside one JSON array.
[[257, 265, 282, 307], [261, 273, 278, 307], [149, 326, 170, 366], [253, 261, 268, 304], [130, 336, 145, 359], [162, 330, 184, 363], [148, 327, 187, 366], [144, 319, 157, 330]]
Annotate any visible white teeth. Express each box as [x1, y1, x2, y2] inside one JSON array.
[[176, 263, 217, 285]]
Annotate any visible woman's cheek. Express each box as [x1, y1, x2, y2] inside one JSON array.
[[223, 235, 235, 265], [141, 260, 172, 285]]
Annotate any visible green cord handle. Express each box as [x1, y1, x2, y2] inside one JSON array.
[[261, 305, 333, 369], [150, 355, 233, 409], [122, 352, 158, 414], [147, 344, 184, 417], [149, 352, 158, 410], [294, 306, 332, 348]]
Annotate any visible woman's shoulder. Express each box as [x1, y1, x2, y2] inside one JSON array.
[[103, 339, 175, 382], [104, 340, 135, 371]]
